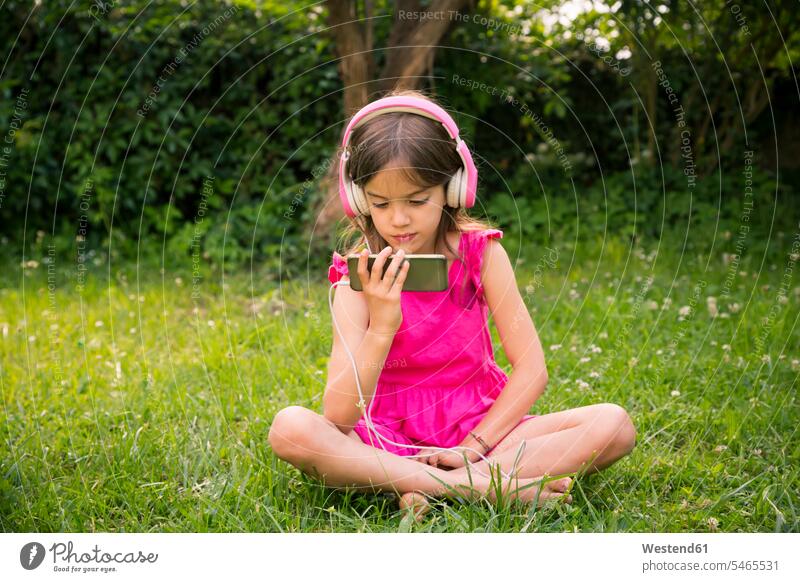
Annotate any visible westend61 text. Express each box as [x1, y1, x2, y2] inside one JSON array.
[[642, 543, 708, 554]]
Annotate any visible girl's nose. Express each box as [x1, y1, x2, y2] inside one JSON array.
[[392, 208, 411, 226]]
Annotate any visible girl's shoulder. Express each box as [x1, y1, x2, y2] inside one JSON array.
[[459, 227, 504, 258], [458, 227, 504, 303]]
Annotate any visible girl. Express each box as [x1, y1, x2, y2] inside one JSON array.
[[269, 90, 636, 519]]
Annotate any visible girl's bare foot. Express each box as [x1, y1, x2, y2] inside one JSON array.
[[449, 474, 573, 507], [398, 491, 431, 522], [490, 475, 573, 506]]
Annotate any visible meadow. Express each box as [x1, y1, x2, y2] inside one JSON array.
[[1, 232, 797, 532]]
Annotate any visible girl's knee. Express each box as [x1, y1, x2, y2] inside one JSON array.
[[268, 405, 318, 460], [598, 403, 636, 455]]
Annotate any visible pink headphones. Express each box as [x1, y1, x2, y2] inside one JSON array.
[[338, 95, 478, 218]]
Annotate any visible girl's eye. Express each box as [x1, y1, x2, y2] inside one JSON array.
[[373, 199, 427, 209]]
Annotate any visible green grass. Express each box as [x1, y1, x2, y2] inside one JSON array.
[[0, 233, 798, 532]]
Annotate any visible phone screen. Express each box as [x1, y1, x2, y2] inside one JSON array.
[[346, 254, 448, 292]]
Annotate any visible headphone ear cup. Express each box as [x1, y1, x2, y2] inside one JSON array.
[[446, 168, 464, 208], [349, 180, 370, 217]]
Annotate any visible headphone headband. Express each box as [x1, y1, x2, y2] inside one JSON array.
[[338, 95, 478, 218]]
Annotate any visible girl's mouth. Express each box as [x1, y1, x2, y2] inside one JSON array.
[[394, 233, 416, 243]]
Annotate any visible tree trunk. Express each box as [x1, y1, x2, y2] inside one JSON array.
[[314, 0, 474, 239]]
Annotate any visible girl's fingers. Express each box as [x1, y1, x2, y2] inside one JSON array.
[[390, 259, 410, 293], [381, 250, 406, 291], [370, 247, 392, 286], [419, 449, 436, 465]]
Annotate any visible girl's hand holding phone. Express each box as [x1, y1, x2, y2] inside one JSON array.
[[357, 246, 410, 335]]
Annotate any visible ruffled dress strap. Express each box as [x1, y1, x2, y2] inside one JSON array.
[[328, 251, 349, 284], [463, 228, 504, 303]]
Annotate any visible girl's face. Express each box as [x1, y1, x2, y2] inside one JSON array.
[[363, 163, 446, 254]]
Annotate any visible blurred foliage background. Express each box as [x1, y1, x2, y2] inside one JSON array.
[[0, 0, 797, 275]]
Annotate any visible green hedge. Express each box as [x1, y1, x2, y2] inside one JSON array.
[[0, 1, 793, 275]]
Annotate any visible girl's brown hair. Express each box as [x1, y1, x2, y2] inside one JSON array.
[[335, 89, 496, 263]]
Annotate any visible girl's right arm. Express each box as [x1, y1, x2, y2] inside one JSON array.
[[323, 247, 410, 433]]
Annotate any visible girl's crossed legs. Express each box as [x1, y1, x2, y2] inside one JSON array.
[[268, 406, 572, 507]]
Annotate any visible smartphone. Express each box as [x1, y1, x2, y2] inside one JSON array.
[[347, 254, 448, 292]]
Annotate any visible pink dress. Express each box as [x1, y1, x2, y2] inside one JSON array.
[[327, 228, 537, 457]]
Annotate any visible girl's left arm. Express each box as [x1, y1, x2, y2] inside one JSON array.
[[459, 240, 549, 460]]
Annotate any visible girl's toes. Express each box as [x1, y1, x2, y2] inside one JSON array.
[[399, 491, 431, 522], [541, 477, 572, 503], [552, 477, 572, 492]]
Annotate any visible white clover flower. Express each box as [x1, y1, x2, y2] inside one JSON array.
[[599, 331, 608, 339], [580, 357, 591, 363], [646, 300, 659, 310], [671, 390, 681, 397], [576, 379, 590, 390], [707, 296, 719, 317], [722, 344, 731, 351], [679, 305, 691, 317], [95, 320, 104, 327], [628, 357, 639, 366], [589, 371, 600, 378], [728, 303, 740, 313], [549, 344, 562, 351]]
